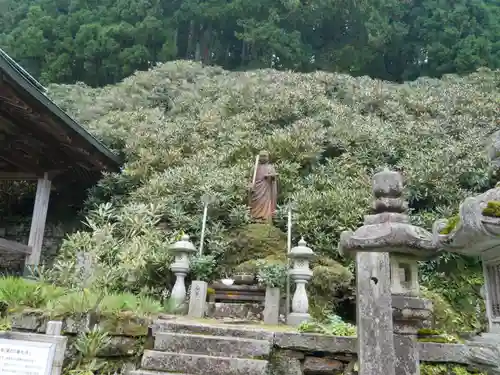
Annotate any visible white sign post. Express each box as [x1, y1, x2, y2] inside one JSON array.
[[0, 338, 56, 375]]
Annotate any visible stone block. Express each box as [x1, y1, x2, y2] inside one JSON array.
[[11, 311, 47, 332], [188, 280, 208, 318], [141, 349, 269, 375], [154, 332, 271, 358], [273, 332, 357, 353], [418, 342, 470, 364], [303, 356, 344, 374], [394, 334, 418, 375], [152, 319, 274, 341], [263, 287, 280, 325], [211, 302, 263, 320], [98, 336, 141, 357], [271, 350, 303, 375]]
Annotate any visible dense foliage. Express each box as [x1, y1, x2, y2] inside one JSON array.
[[1, 0, 499, 85], [37, 62, 499, 330]]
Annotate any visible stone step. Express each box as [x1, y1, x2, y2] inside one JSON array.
[[154, 332, 271, 358], [129, 371, 194, 375], [141, 350, 269, 375], [152, 319, 274, 341]]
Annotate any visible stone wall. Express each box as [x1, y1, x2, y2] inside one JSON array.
[[7, 312, 474, 375], [8, 311, 148, 371], [0, 218, 76, 275]]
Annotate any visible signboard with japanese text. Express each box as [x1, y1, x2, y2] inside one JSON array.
[[0, 338, 56, 375]]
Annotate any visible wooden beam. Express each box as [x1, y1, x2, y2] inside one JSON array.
[[0, 171, 62, 180], [25, 172, 51, 269], [0, 237, 31, 254]]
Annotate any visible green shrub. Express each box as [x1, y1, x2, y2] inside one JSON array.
[[256, 262, 287, 288], [0, 277, 65, 311], [31, 62, 498, 321], [298, 313, 356, 336], [190, 254, 217, 282]]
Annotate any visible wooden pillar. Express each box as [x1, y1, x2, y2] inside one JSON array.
[[24, 173, 51, 276]]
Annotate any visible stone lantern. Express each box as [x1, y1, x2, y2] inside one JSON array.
[[339, 168, 439, 375], [287, 238, 316, 326], [169, 234, 197, 306], [432, 131, 500, 369]]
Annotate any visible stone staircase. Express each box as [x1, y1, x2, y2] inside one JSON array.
[[129, 319, 272, 375]]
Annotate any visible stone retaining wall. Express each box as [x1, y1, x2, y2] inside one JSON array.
[[7, 312, 473, 375], [8, 311, 150, 371]]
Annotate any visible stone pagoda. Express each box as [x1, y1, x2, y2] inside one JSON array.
[[339, 168, 439, 375]]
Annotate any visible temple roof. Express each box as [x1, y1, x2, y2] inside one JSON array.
[[0, 48, 120, 184]]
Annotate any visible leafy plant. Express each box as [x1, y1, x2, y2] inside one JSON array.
[[298, 313, 356, 336], [66, 326, 111, 375], [0, 316, 12, 331], [0, 277, 65, 312], [256, 261, 287, 288], [190, 254, 217, 282]]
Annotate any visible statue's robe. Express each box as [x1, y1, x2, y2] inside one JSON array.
[[250, 163, 277, 221]]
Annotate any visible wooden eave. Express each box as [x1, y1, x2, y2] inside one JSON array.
[[0, 49, 121, 184]]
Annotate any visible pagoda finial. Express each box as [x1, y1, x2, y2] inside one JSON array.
[[372, 168, 406, 214]]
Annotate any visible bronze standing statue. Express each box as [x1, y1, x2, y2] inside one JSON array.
[[248, 151, 278, 222]]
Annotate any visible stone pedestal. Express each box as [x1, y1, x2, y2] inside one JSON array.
[[392, 295, 432, 375], [188, 280, 208, 318], [263, 287, 280, 325]]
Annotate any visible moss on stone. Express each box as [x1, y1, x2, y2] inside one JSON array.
[[482, 201, 500, 217], [223, 224, 287, 269], [439, 215, 460, 235], [418, 328, 443, 336], [420, 364, 486, 375]]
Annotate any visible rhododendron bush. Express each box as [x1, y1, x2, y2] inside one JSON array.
[[39, 62, 499, 328]]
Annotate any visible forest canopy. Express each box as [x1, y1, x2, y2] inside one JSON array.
[[34, 61, 499, 329], [0, 0, 499, 86]]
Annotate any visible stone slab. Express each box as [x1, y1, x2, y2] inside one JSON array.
[[188, 281, 208, 318], [152, 320, 274, 341], [392, 295, 432, 310], [141, 350, 269, 375], [263, 287, 280, 325], [273, 332, 357, 353], [418, 342, 470, 364], [154, 332, 271, 358], [211, 303, 263, 320]]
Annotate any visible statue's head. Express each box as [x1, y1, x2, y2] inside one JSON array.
[[259, 150, 270, 163]]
